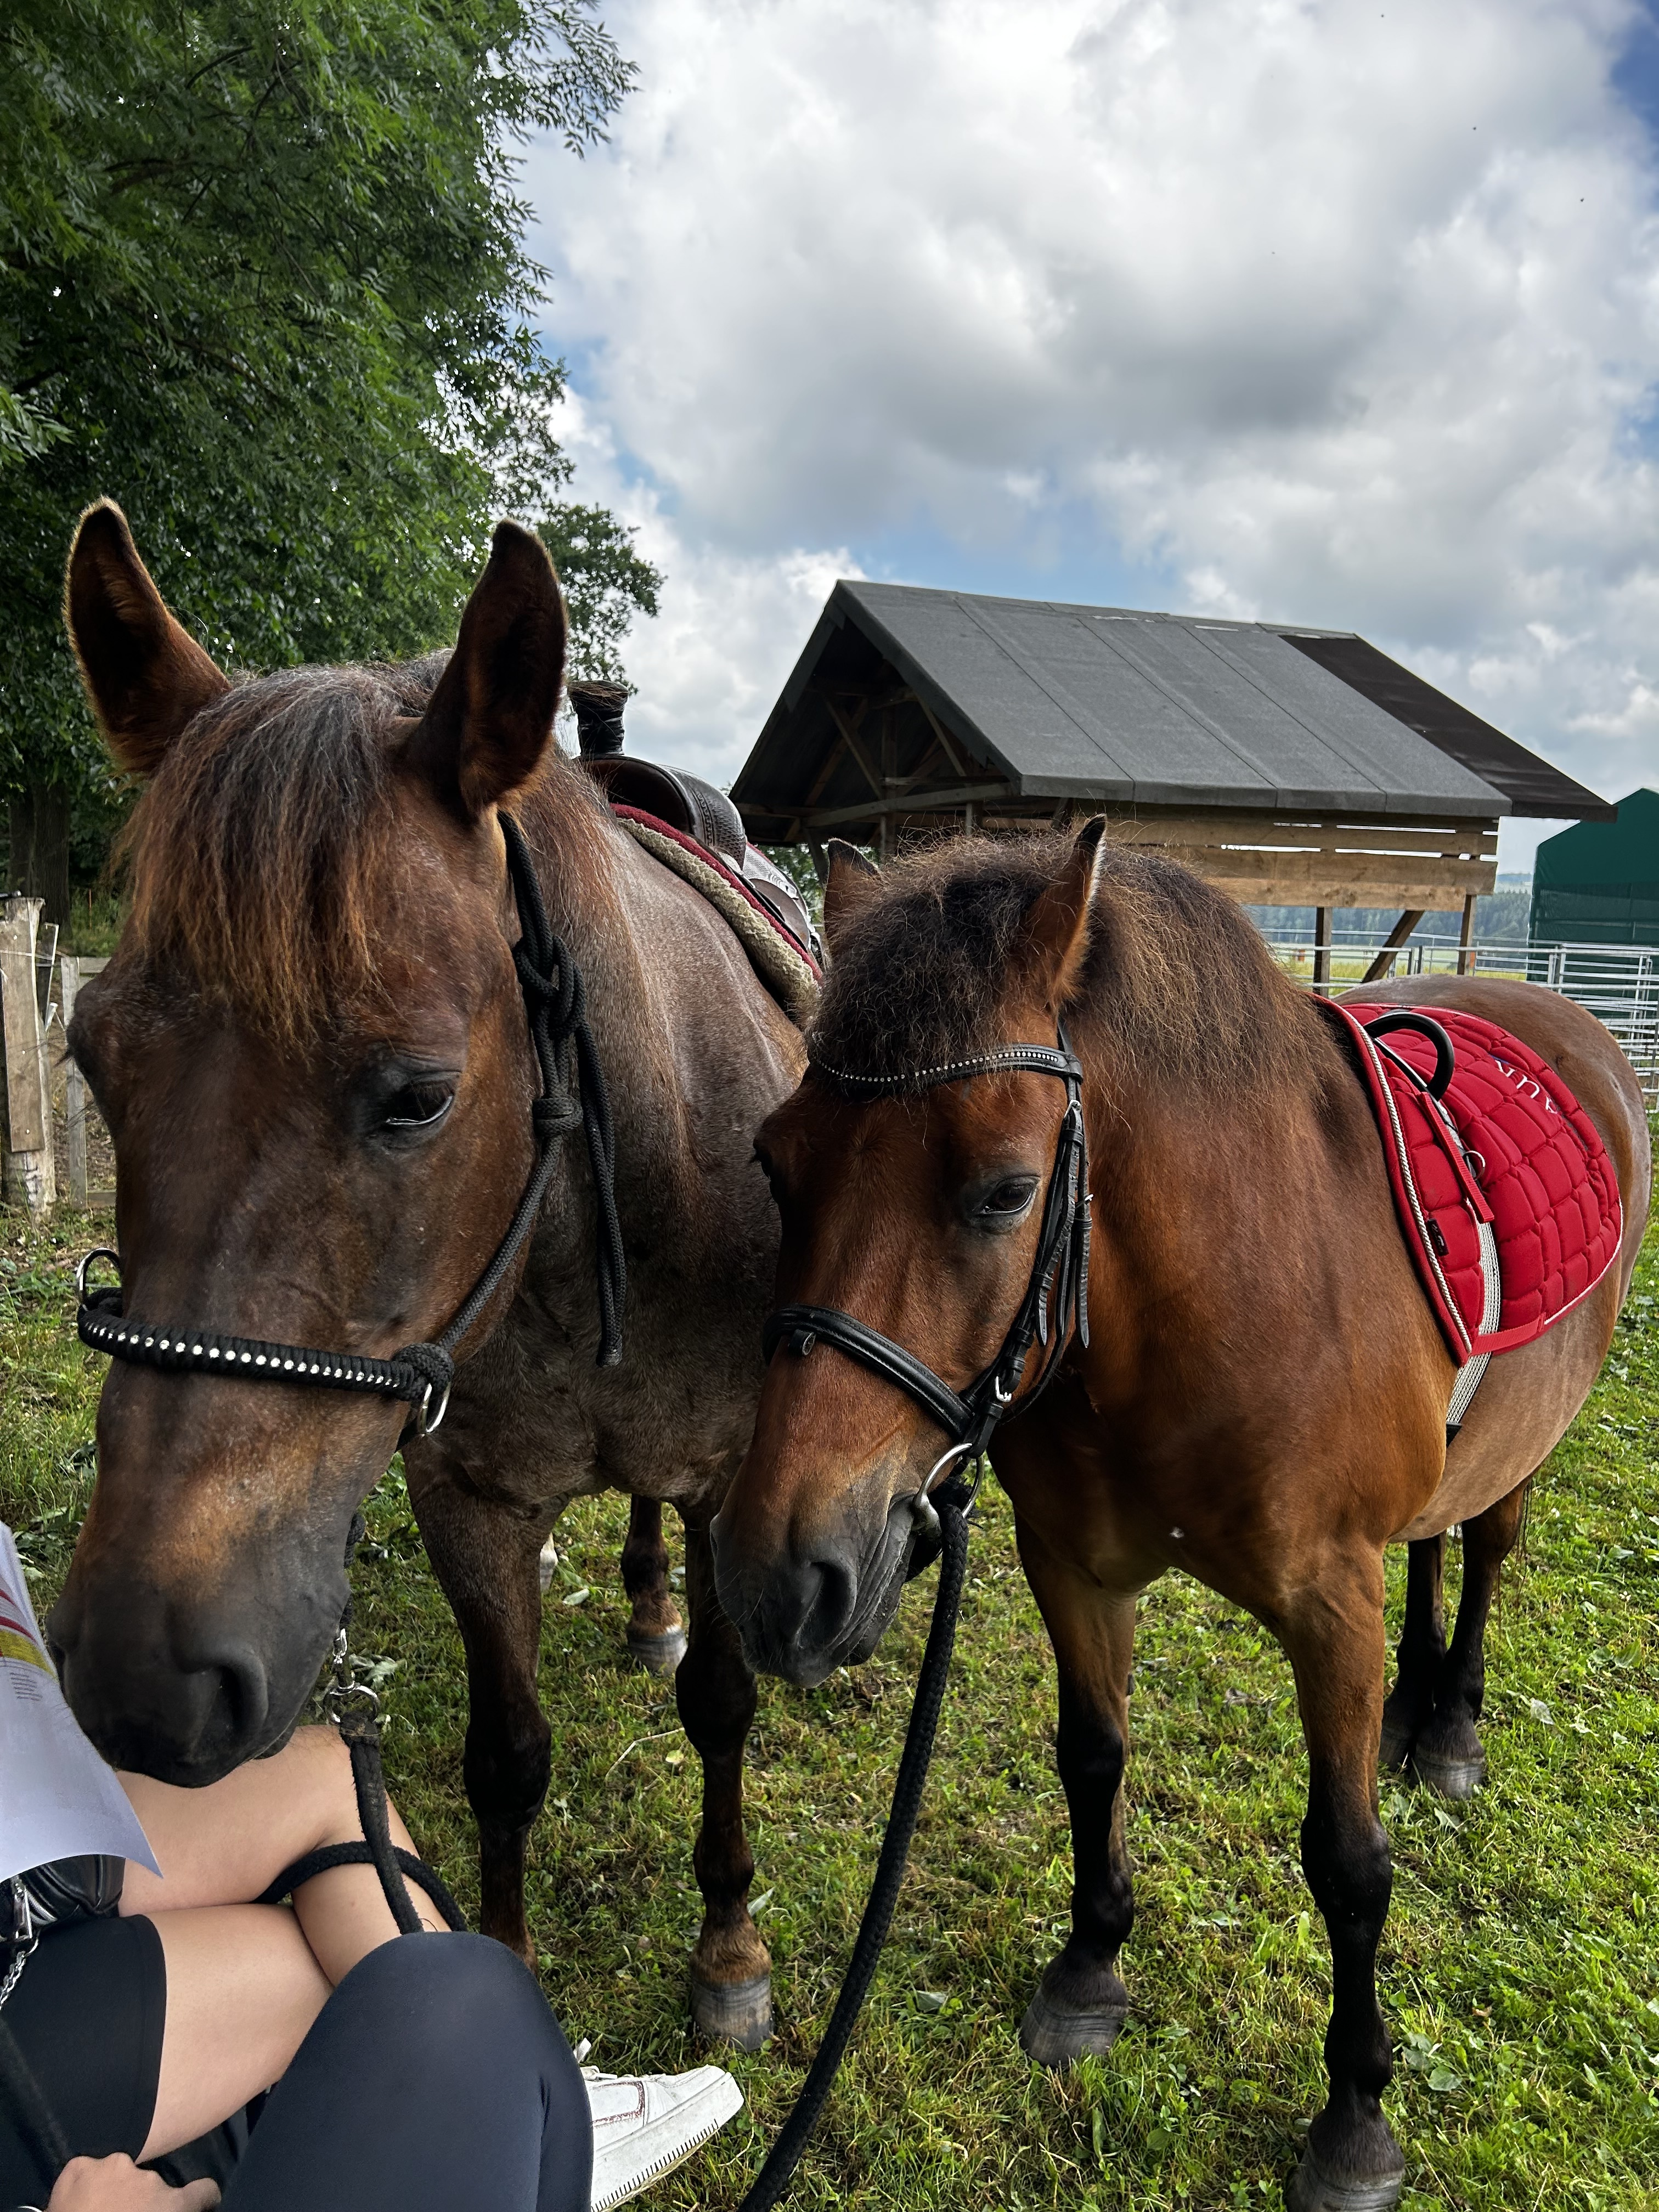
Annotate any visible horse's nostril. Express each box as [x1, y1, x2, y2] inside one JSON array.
[[798, 1554, 858, 1655], [172, 1637, 272, 1756]]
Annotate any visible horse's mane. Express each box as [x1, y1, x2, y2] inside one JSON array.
[[121, 654, 447, 1041], [808, 832, 1321, 1097]]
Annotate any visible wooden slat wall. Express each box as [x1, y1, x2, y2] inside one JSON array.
[[1100, 809, 1499, 911]]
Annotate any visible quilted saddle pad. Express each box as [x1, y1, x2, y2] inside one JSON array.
[[1322, 1000, 1623, 1364]]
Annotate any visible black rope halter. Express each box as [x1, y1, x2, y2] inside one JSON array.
[[761, 1021, 1091, 1555], [76, 810, 626, 1437]]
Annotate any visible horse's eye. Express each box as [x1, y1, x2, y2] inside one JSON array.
[[977, 1175, 1039, 1221], [383, 1084, 454, 1132]]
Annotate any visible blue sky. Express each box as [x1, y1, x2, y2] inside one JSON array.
[[526, 0, 1659, 874]]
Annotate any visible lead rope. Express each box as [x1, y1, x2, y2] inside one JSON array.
[[737, 1477, 973, 2212], [262, 1515, 464, 1936]]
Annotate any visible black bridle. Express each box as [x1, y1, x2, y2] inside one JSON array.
[[75, 810, 626, 1437], [761, 1024, 1091, 1545], [731, 1026, 1091, 2211]]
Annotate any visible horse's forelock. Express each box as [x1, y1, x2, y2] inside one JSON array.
[[120, 658, 449, 1042], [806, 832, 1316, 1096]]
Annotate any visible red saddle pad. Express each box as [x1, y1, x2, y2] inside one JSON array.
[[1322, 1000, 1623, 1363]]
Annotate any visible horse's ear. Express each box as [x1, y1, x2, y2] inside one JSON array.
[[407, 521, 566, 821], [822, 839, 881, 953], [65, 502, 230, 776], [1024, 817, 1106, 1006]]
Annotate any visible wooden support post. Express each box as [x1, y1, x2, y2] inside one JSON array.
[[0, 895, 55, 1218], [963, 800, 977, 836], [58, 955, 108, 1212], [1313, 905, 1334, 988], [1457, 893, 1477, 975], [1361, 909, 1426, 985]]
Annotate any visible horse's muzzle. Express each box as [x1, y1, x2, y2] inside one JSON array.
[[47, 1567, 335, 1785], [711, 1488, 918, 1687]]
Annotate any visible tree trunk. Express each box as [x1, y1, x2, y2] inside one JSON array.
[[8, 783, 74, 930]]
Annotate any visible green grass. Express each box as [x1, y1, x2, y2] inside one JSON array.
[[3, 1208, 1656, 2210]]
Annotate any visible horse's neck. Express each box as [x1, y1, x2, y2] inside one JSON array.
[[1085, 1007, 1363, 1318], [520, 755, 683, 1109], [516, 754, 774, 1205]]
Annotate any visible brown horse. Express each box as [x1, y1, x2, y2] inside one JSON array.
[[48, 503, 798, 2043], [710, 825, 1651, 2205]]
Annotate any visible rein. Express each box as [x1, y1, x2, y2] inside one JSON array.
[[734, 1026, 1092, 2210], [75, 809, 627, 1435]]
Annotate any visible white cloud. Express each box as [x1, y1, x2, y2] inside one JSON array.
[[526, 0, 1659, 864]]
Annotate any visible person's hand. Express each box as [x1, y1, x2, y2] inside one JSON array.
[[45, 2154, 220, 2210]]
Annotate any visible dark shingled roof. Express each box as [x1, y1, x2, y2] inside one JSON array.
[[732, 583, 1614, 833]]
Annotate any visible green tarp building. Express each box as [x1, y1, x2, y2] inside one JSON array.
[[1530, 788, 1659, 947]]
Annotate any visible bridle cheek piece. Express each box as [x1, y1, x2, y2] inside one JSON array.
[[75, 811, 627, 1442], [761, 1022, 1091, 1567]]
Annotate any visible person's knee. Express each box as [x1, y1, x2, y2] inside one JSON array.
[[334, 1934, 571, 2079]]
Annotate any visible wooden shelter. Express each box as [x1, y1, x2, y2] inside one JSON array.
[[732, 583, 1612, 980]]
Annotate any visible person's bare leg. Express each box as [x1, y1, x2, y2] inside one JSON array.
[[121, 1725, 441, 1982], [138, 1906, 329, 2160]]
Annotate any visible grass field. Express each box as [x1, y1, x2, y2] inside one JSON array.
[[2, 1205, 1656, 2210]]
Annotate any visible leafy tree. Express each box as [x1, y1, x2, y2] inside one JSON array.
[[535, 505, 662, 683], [0, 0, 641, 924]]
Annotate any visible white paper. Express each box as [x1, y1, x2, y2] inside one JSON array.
[[0, 1523, 159, 1882]]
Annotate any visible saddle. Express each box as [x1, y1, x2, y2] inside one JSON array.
[[567, 682, 820, 1022], [1322, 1000, 1623, 1403]]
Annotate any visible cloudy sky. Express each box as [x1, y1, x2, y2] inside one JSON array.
[[524, 0, 1659, 871]]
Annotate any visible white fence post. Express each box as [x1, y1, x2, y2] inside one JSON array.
[[0, 894, 57, 1219]]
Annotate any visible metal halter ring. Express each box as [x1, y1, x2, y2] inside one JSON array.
[[77, 1248, 122, 1304], [415, 1376, 452, 1439], [909, 1440, 984, 1544]]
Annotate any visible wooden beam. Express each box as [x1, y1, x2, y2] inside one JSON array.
[[800, 781, 1016, 831], [911, 695, 968, 777], [1103, 811, 1500, 857], [1361, 911, 1426, 984], [1181, 847, 1497, 899], [817, 697, 884, 801], [1457, 893, 1478, 975]]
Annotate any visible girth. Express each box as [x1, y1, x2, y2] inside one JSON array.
[[762, 1024, 1091, 1555], [75, 810, 626, 1437]]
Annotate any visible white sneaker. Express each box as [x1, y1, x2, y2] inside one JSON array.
[[584, 2060, 744, 2210]]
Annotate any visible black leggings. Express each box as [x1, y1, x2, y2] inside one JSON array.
[[222, 1933, 592, 2212]]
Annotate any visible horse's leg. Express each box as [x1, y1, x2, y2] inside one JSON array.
[[1378, 1536, 1444, 1771], [1409, 1476, 1531, 1801], [1014, 1516, 1137, 2065], [1283, 1553, 1404, 2212], [676, 1515, 772, 2050], [413, 1476, 550, 1965], [620, 1494, 687, 1677]]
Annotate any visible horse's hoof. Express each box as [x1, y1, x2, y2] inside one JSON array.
[[628, 1625, 688, 1678], [1285, 2141, 1405, 2211], [1018, 1983, 1126, 2067], [1409, 1745, 1485, 1799], [690, 1970, 772, 2051]]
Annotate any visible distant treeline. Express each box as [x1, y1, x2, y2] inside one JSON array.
[[1245, 881, 1532, 947]]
